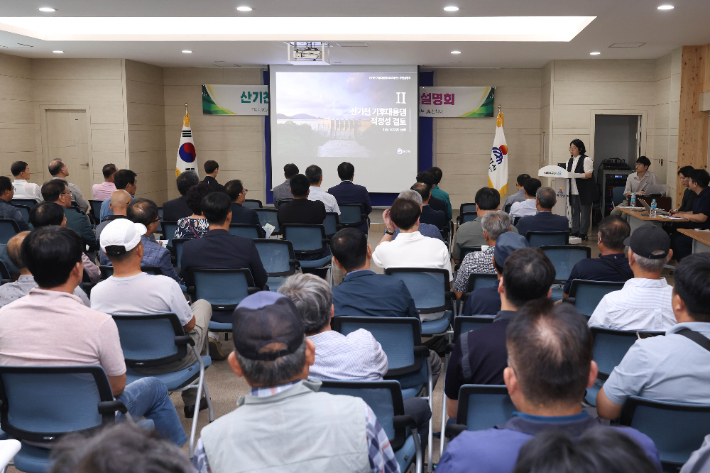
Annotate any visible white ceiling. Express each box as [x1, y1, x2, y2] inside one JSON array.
[[0, 0, 708, 68]]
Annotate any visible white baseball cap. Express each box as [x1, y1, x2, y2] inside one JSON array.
[[100, 219, 147, 257]]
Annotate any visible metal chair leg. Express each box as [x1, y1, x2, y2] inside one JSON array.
[[412, 427, 423, 473], [440, 351, 450, 459], [426, 355, 434, 473], [189, 346, 206, 459]]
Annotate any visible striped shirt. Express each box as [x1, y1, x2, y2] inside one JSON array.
[[308, 329, 388, 381]]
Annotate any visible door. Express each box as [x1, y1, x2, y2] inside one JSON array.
[[44, 109, 92, 198]]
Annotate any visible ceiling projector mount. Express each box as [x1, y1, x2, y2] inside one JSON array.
[[287, 42, 331, 65]]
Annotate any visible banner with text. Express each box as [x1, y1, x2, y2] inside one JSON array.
[[418, 86, 495, 117], [202, 84, 269, 115]]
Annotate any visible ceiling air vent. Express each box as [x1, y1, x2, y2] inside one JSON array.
[[609, 42, 645, 48], [335, 42, 369, 48]]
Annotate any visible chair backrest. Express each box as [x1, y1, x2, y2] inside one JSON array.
[[460, 212, 477, 224], [275, 198, 292, 208], [453, 316, 496, 341], [504, 203, 512, 214], [620, 396, 710, 467], [459, 246, 482, 261], [339, 204, 365, 225], [10, 199, 36, 210], [526, 231, 569, 247], [569, 280, 625, 316], [192, 268, 255, 311], [466, 273, 499, 293], [88, 200, 103, 221], [99, 265, 114, 279], [540, 245, 591, 282], [612, 186, 625, 206], [281, 224, 328, 256], [171, 238, 189, 268], [141, 266, 160, 275], [0, 366, 115, 442], [460, 203, 477, 214], [243, 199, 262, 209], [0, 220, 20, 245], [112, 313, 187, 367], [228, 224, 261, 239], [0, 260, 11, 283], [590, 327, 664, 378], [385, 267, 451, 314], [161, 221, 178, 247], [323, 212, 339, 237], [254, 208, 280, 234], [157, 207, 163, 220], [11, 205, 30, 225], [254, 239, 298, 276], [456, 385, 515, 431]]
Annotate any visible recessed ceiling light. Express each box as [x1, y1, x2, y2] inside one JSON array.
[[590, 51, 601, 55], [52, 50, 63, 53], [451, 50, 461, 54], [236, 6, 252, 11], [444, 6, 459, 12], [38, 7, 56, 12], [657, 4, 674, 9], [182, 50, 192, 53]]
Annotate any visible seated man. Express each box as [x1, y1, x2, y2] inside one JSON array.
[[163, 171, 199, 222], [191, 292, 399, 473], [453, 211, 512, 299], [305, 165, 340, 214], [0, 231, 90, 307], [272, 163, 299, 207], [92, 163, 117, 200], [589, 224, 675, 331], [427, 166, 452, 220], [11, 160, 42, 203], [100, 169, 138, 221], [277, 174, 326, 226], [391, 189, 443, 241], [670, 169, 710, 261], [416, 171, 449, 218], [515, 186, 569, 238], [331, 228, 418, 319], [438, 299, 661, 473], [503, 174, 530, 209], [509, 178, 542, 219], [611, 156, 658, 217], [0, 226, 187, 446], [225, 179, 260, 226], [597, 252, 710, 420], [95, 190, 132, 244], [0, 176, 29, 231], [447, 246, 555, 418], [49, 159, 89, 213], [411, 182, 447, 230], [42, 179, 96, 252], [327, 162, 372, 233], [563, 216, 632, 297]]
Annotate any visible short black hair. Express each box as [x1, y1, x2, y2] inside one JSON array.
[[0, 176, 12, 194], [201, 192, 232, 225], [570, 139, 586, 155], [204, 160, 219, 174], [113, 169, 137, 190], [337, 162, 355, 181], [41, 179, 67, 202], [636, 156, 651, 168], [598, 216, 630, 251], [678, 166, 694, 177], [523, 178, 542, 197], [536, 187, 557, 210], [10, 161, 28, 177], [127, 198, 159, 227], [225, 179, 244, 202], [186, 182, 212, 215], [22, 226, 82, 288], [516, 174, 531, 186], [416, 171, 436, 186], [330, 228, 367, 271], [305, 165, 322, 185], [390, 198, 421, 231], [673, 253, 710, 323], [410, 182, 431, 202], [30, 202, 65, 228], [507, 298, 592, 406], [290, 174, 310, 197], [176, 171, 199, 196], [101, 164, 117, 179], [48, 160, 64, 176], [690, 169, 710, 188], [475, 187, 500, 211], [502, 247, 555, 308], [427, 166, 443, 184], [284, 163, 299, 179]]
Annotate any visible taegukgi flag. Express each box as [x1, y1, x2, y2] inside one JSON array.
[[176, 104, 198, 177], [488, 110, 508, 195]]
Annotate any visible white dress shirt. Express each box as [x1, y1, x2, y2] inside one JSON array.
[[509, 199, 537, 218], [12, 180, 43, 202], [308, 186, 340, 214], [308, 329, 388, 381], [373, 231, 452, 279], [569, 155, 594, 195], [588, 277, 676, 331]]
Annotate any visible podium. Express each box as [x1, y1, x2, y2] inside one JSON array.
[[537, 165, 576, 221]]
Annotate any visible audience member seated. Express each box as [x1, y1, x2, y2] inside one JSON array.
[[515, 186, 569, 238], [676, 166, 697, 213], [681, 434, 710, 473], [504, 174, 531, 209], [562, 216, 632, 297], [91, 219, 213, 417], [305, 164, 340, 214], [328, 162, 372, 233], [174, 182, 211, 240], [277, 174, 326, 226], [463, 232, 529, 317], [0, 226, 187, 446], [509, 178, 542, 219], [512, 428, 659, 473], [588, 224, 675, 331], [447, 247, 555, 418], [597, 252, 710, 420], [100, 169, 138, 221], [427, 166, 452, 220], [42, 179, 96, 251], [670, 169, 710, 261], [416, 171, 449, 219], [202, 160, 226, 193], [101, 199, 180, 283], [50, 423, 193, 473], [95, 190, 132, 244], [29, 201, 100, 283], [191, 291, 398, 473], [92, 163, 118, 200], [331, 228, 418, 319], [49, 159, 89, 213], [10, 160, 42, 202], [437, 299, 660, 473], [163, 171, 199, 222], [373, 197, 451, 321], [0, 176, 30, 231], [225, 179, 260, 226], [0, 231, 90, 307], [272, 163, 299, 207], [411, 182, 447, 230], [453, 211, 513, 299], [391, 189, 443, 241]]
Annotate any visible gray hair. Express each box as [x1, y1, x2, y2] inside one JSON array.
[[481, 211, 512, 241], [398, 189, 423, 206], [536, 187, 557, 210], [235, 338, 307, 387], [632, 250, 670, 273], [278, 273, 332, 334]]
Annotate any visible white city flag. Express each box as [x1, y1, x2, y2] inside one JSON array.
[[175, 105, 198, 177], [488, 111, 509, 195]]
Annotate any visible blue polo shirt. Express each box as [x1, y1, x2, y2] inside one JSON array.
[[692, 187, 710, 230], [463, 285, 501, 316], [332, 270, 419, 319], [563, 253, 632, 294]]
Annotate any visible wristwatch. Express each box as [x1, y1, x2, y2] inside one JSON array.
[[385, 229, 395, 235]]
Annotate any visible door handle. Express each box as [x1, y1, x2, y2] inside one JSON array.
[[80, 163, 89, 167]]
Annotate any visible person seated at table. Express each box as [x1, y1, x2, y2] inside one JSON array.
[[611, 156, 658, 217], [174, 182, 211, 240], [670, 169, 710, 261], [514, 187, 569, 238], [509, 178, 542, 219]]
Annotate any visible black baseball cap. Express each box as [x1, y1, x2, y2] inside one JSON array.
[[232, 292, 305, 361], [623, 224, 670, 259]]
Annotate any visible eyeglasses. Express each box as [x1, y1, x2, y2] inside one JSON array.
[[242, 189, 248, 194], [61, 190, 71, 196]]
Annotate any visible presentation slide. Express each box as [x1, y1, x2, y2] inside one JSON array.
[[270, 65, 418, 194]]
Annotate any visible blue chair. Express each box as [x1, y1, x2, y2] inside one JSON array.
[[281, 224, 332, 284], [10, 199, 36, 210], [567, 280, 625, 317], [526, 231, 570, 247], [243, 199, 262, 209], [161, 221, 178, 248], [99, 266, 160, 279], [460, 203, 477, 214], [460, 273, 499, 312], [0, 365, 130, 472], [445, 385, 514, 439], [88, 200, 103, 223], [339, 204, 368, 230], [253, 239, 299, 292], [157, 207, 163, 220], [540, 245, 591, 301], [111, 313, 213, 458], [11, 205, 31, 227], [228, 224, 264, 239], [620, 396, 710, 469], [0, 220, 20, 245], [171, 238, 189, 268], [459, 246, 481, 262], [319, 380, 423, 473], [504, 203, 512, 214], [323, 212, 340, 238], [0, 260, 12, 285], [254, 208, 280, 235], [612, 186, 625, 207], [456, 212, 477, 227], [192, 269, 258, 332]]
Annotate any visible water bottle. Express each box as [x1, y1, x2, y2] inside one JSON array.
[[650, 199, 657, 218], [630, 193, 636, 208]]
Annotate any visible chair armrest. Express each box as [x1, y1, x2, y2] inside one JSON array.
[[174, 335, 195, 346], [288, 258, 301, 268], [322, 238, 331, 244], [454, 263, 461, 271], [98, 400, 128, 416], [445, 423, 467, 439], [413, 345, 430, 358], [393, 415, 417, 430], [444, 342, 455, 355], [460, 292, 471, 302], [247, 286, 260, 295], [561, 297, 575, 305]]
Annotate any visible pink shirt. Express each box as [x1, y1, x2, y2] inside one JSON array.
[[0, 288, 125, 376], [92, 182, 116, 201]]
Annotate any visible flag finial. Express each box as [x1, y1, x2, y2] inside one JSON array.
[[183, 103, 190, 127], [496, 106, 504, 127]]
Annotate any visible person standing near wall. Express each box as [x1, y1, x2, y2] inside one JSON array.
[[566, 139, 594, 241]]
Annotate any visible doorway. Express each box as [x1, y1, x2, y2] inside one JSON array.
[[593, 115, 641, 171], [42, 109, 93, 198]]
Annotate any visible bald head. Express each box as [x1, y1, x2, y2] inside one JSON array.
[[109, 190, 132, 216], [7, 231, 31, 273], [410, 182, 431, 204]]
